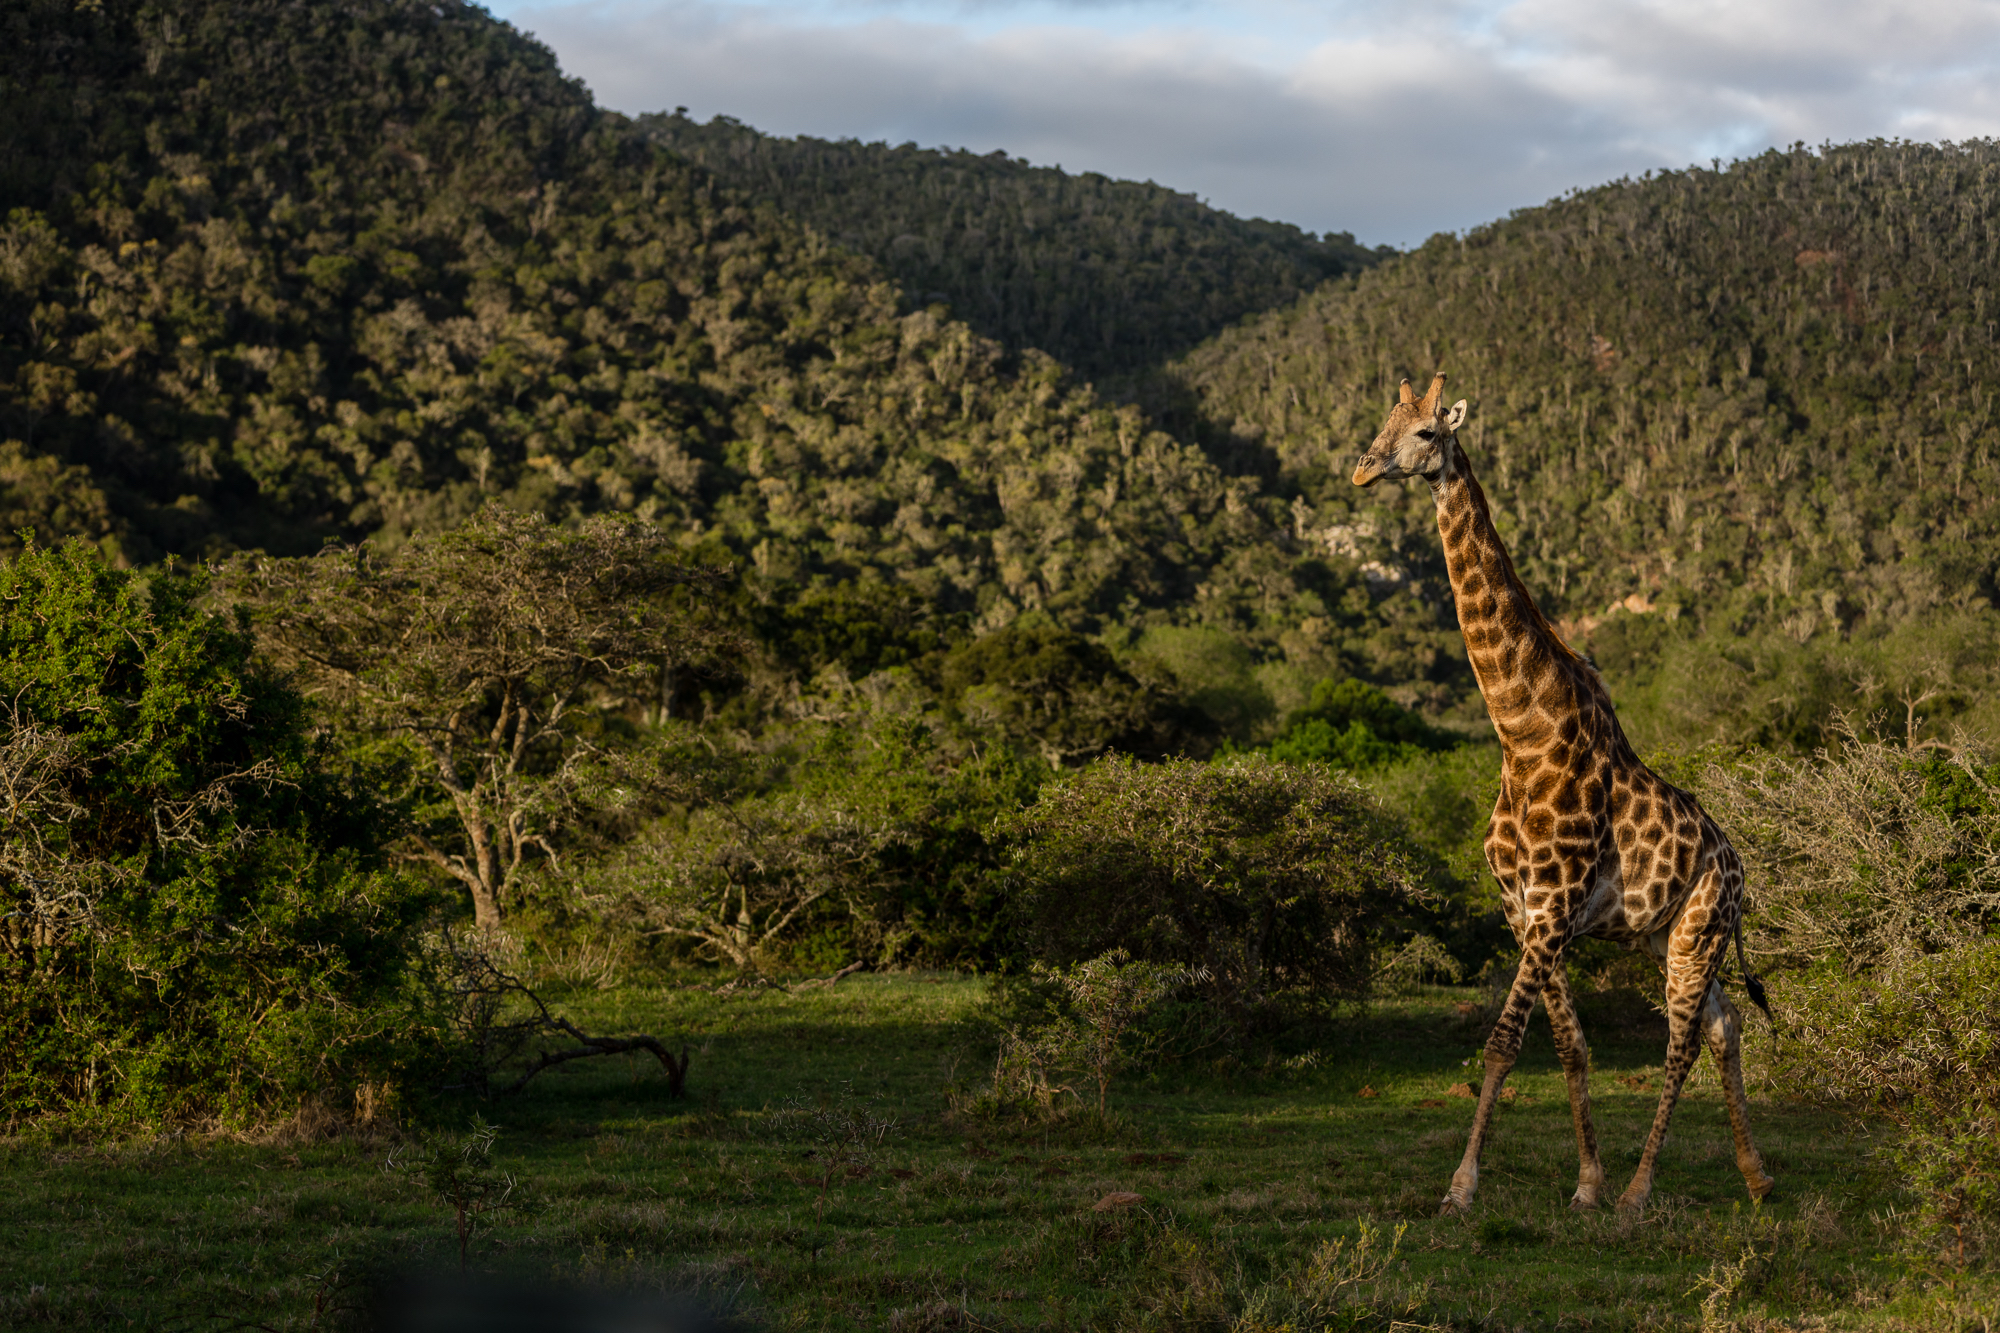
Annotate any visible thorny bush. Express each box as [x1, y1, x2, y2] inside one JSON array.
[[1003, 754, 1423, 1028]]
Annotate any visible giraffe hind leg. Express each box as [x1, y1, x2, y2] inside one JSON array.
[[1704, 978, 1775, 1202], [1543, 964, 1607, 1209], [1617, 930, 1726, 1216]]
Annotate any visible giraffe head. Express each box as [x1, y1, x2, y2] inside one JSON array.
[[1351, 372, 1469, 487]]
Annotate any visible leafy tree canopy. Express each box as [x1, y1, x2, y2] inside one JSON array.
[[222, 505, 733, 929], [0, 539, 438, 1123]]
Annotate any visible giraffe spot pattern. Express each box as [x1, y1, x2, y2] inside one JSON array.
[[1363, 386, 1770, 1213]]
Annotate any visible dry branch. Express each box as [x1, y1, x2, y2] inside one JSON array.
[[495, 1019, 689, 1097]]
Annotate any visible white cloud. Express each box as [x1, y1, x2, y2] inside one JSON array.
[[490, 0, 2000, 246]]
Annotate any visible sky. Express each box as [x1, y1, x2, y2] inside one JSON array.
[[485, 0, 2000, 248]]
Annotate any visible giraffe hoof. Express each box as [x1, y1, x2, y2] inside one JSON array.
[[1748, 1174, 1776, 1202], [1615, 1193, 1646, 1218], [1568, 1190, 1600, 1212], [1439, 1194, 1471, 1218]]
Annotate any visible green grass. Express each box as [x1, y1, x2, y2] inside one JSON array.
[[1, 976, 1991, 1331]]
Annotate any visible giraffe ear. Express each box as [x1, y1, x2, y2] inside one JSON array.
[[1446, 400, 1468, 432]]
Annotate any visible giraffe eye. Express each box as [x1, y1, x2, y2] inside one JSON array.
[[1416, 428, 1436, 440]]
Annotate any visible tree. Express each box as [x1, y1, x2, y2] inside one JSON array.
[[227, 506, 733, 930], [937, 619, 1211, 766], [0, 540, 438, 1124], [602, 719, 1042, 972], [1267, 677, 1462, 770]]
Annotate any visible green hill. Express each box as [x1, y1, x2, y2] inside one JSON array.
[[636, 112, 1386, 381], [3, 0, 1997, 748], [0, 0, 1248, 627], [1166, 142, 2000, 744]]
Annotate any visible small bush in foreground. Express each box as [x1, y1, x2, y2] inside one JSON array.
[[1757, 938, 2000, 1110], [1004, 754, 1422, 1026], [974, 950, 1193, 1119], [1755, 937, 2000, 1275]]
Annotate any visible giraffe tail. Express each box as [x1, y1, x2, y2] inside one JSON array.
[[1734, 917, 1774, 1029]]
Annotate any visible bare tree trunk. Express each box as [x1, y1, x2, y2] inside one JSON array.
[[468, 877, 505, 933], [460, 803, 507, 932]]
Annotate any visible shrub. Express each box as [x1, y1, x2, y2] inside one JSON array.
[[983, 950, 1193, 1117], [1709, 727, 2000, 1277], [1755, 939, 2000, 1109], [0, 541, 442, 1126], [1002, 754, 1422, 1024], [1695, 720, 2000, 971], [1355, 741, 1510, 971], [226, 505, 734, 931], [597, 720, 1043, 971], [1267, 677, 1463, 770], [935, 618, 1211, 766], [1753, 938, 2000, 1274]]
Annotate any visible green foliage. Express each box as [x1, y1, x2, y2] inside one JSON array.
[[766, 1086, 899, 1227], [600, 720, 1043, 971], [0, 0, 1290, 694], [1754, 939, 2000, 1277], [1172, 141, 2000, 743], [1268, 676, 1464, 769], [1002, 754, 1422, 1023], [937, 618, 1211, 766], [1605, 607, 2000, 753], [1888, 1097, 2000, 1276], [640, 112, 1386, 380], [1692, 724, 2000, 969], [1125, 623, 1280, 738], [4, 0, 1998, 760], [1353, 742, 1511, 973], [754, 578, 964, 679], [386, 1115, 525, 1272], [1757, 938, 2000, 1114], [1015, 950, 1193, 1115], [0, 540, 440, 1125], [1234, 1222, 1409, 1331], [226, 505, 733, 929]]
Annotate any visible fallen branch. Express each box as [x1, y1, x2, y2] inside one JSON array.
[[495, 1019, 690, 1097], [790, 959, 868, 992], [439, 936, 693, 1098]]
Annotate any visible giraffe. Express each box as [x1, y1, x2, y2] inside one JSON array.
[[1351, 372, 1775, 1217]]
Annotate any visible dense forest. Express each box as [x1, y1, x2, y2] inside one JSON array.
[[7, 0, 2000, 754], [1166, 142, 2000, 743], [6, 0, 2000, 760], [636, 111, 1387, 380]]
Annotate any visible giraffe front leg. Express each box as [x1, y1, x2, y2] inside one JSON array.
[[1444, 935, 1560, 1215], [1617, 945, 1719, 1216], [1543, 966, 1607, 1210], [1704, 980, 1775, 1202]]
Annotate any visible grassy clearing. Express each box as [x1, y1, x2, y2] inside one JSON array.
[[1, 975, 1990, 1331]]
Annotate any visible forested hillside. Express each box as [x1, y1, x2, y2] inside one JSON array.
[[637, 112, 1386, 380], [0, 0, 1433, 745], [1168, 142, 2000, 744], [4, 0, 2000, 749]]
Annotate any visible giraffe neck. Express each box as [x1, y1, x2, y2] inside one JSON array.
[[1427, 441, 1584, 747]]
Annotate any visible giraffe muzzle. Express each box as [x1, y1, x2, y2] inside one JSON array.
[[1352, 454, 1385, 487]]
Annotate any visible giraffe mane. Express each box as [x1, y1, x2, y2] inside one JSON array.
[[1455, 445, 1586, 665]]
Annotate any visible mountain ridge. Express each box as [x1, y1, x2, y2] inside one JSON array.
[[3, 0, 1996, 745]]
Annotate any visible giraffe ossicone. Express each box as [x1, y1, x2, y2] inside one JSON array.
[[1352, 372, 1775, 1217]]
